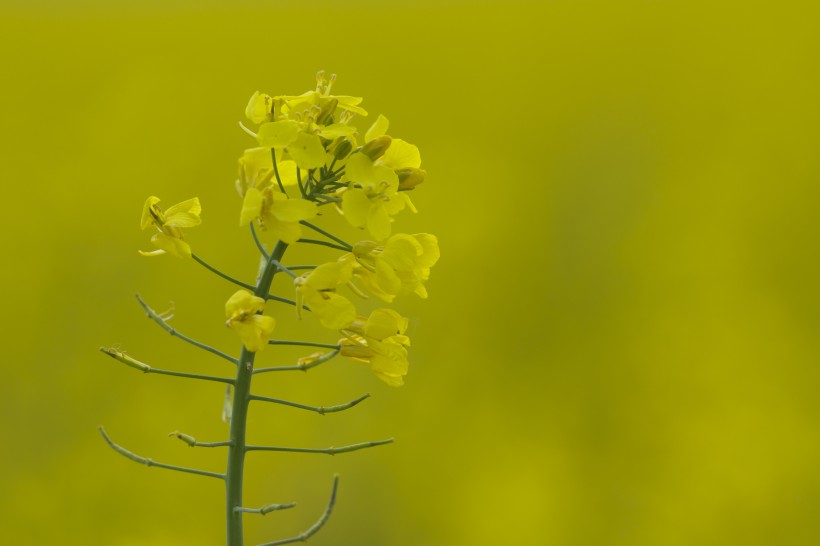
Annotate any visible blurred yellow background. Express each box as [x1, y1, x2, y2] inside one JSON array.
[[2, 0, 820, 544]]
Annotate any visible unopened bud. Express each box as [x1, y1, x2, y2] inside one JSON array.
[[333, 139, 353, 160], [100, 347, 151, 372], [361, 135, 392, 161], [168, 431, 197, 447], [397, 168, 427, 191]]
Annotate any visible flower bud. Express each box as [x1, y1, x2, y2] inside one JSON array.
[[333, 139, 353, 160], [361, 135, 392, 161], [397, 168, 427, 191]]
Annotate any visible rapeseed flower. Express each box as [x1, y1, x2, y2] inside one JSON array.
[[294, 261, 357, 330], [139, 196, 201, 258], [350, 233, 440, 301], [225, 290, 275, 352], [339, 308, 410, 387]]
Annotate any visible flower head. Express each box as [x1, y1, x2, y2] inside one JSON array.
[[340, 308, 411, 386], [139, 196, 201, 258], [225, 290, 275, 352], [350, 233, 440, 301], [294, 261, 357, 330]]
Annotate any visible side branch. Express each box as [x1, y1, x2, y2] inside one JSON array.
[[245, 438, 394, 456], [98, 426, 225, 480], [191, 254, 256, 291], [235, 503, 297, 515], [295, 238, 350, 252], [253, 349, 340, 374], [248, 393, 370, 415], [168, 431, 233, 448], [268, 340, 340, 350], [299, 221, 352, 250], [250, 223, 270, 260], [256, 475, 339, 546], [100, 348, 235, 385], [135, 293, 238, 366]]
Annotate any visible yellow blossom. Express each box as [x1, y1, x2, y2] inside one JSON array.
[[225, 290, 275, 352], [239, 172, 317, 244], [340, 309, 410, 387], [139, 196, 201, 258], [340, 153, 415, 240], [349, 233, 440, 301], [294, 261, 357, 330]]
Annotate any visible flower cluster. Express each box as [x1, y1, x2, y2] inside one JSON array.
[[138, 72, 439, 386]]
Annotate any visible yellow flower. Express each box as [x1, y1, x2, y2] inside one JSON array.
[[239, 186, 317, 244], [340, 309, 410, 387], [225, 290, 275, 352], [350, 233, 440, 302], [139, 196, 201, 258], [236, 147, 298, 198], [294, 261, 357, 330], [340, 153, 415, 240]]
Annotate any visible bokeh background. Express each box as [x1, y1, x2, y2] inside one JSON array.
[[2, 0, 820, 544]]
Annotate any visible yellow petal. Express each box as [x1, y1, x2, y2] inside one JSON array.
[[367, 204, 392, 241], [239, 188, 263, 226], [225, 290, 265, 318], [164, 197, 202, 220], [373, 259, 402, 296], [364, 308, 407, 340], [275, 159, 299, 187], [245, 91, 271, 124], [305, 291, 357, 330], [413, 233, 440, 269], [268, 219, 303, 245], [379, 138, 421, 170], [341, 188, 371, 229], [318, 123, 357, 139], [140, 196, 161, 230], [257, 120, 300, 148], [381, 234, 423, 271], [287, 133, 326, 170], [345, 153, 376, 186], [270, 197, 318, 223], [150, 232, 191, 259], [365, 114, 389, 143]]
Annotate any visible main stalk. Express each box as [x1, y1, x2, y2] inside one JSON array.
[[225, 241, 289, 546]]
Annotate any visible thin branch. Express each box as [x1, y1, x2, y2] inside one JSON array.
[[250, 223, 271, 260], [246, 438, 394, 455], [235, 503, 297, 515], [98, 426, 225, 480], [299, 220, 352, 250], [168, 431, 233, 448], [271, 260, 298, 279], [295, 238, 350, 252], [135, 294, 238, 366], [192, 254, 256, 291], [268, 340, 340, 350], [280, 265, 318, 271], [253, 349, 340, 374], [249, 393, 370, 415], [100, 348, 235, 385], [271, 148, 287, 195], [256, 476, 339, 546], [265, 293, 300, 307]]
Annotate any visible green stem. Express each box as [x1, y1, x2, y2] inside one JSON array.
[[299, 220, 353, 250], [99, 427, 225, 480], [192, 254, 256, 291], [248, 393, 370, 415], [245, 438, 394, 455], [225, 241, 289, 546], [296, 238, 350, 252], [249, 224, 270, 260], [135, 294, 238, 366], [257, 476, 339, 546], [268, 340, 340, 350], [271, 148, 287, 195]]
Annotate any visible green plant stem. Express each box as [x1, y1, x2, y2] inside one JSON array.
[[295, 238, 350, 252], [225, 241, 289, 546], [245, 438, 394, 455], [144, 367, 235, 385], [249, 224, 270, 260], [235, 503, 297, 515], [248, 393, 370, 415], [99, 427, 225, 480], [192, 254, 256, 291], [268, 340, 341, 350], [257, 476, 338, 546], [136, 294, 238, 366], [299, 220, 353, 250], [253, 349, 340, 374]]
